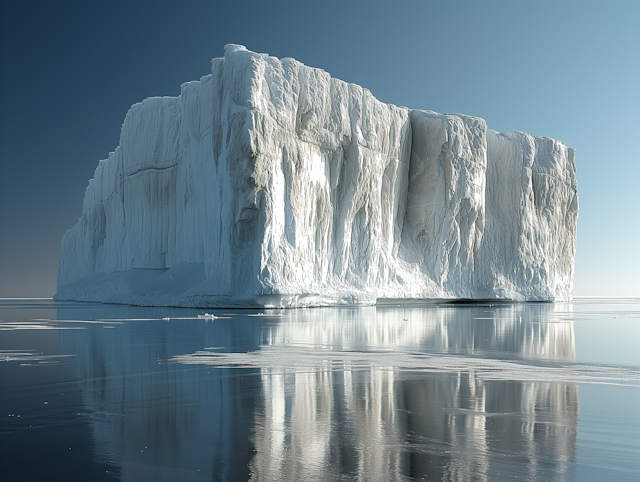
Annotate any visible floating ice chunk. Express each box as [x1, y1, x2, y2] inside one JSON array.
[[197, 313, 219, 319]]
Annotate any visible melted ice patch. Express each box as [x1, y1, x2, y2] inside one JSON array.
[[171, 344, 640, 387], [0, 320, 87, 330], [0, 349, 77, 365]]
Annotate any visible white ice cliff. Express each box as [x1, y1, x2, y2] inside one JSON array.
[[55, 45, 578, 307]]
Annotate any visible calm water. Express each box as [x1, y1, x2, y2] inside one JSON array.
[[1, 298, 639, 481]]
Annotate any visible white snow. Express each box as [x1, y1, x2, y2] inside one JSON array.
[[55, 45, 578, 307]]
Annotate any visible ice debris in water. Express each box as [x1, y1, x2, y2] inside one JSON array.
[[197, 313, 219, 319]]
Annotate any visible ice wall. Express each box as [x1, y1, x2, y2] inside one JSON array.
[[56, 45, 578, 307]]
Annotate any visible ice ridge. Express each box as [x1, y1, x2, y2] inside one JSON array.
[[55, 45, 578, 307]]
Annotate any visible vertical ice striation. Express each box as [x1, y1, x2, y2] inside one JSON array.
[[402, 111, 489, 296], [55, 45, 578, 307]]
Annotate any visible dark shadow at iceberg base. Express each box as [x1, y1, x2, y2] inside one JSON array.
[[57, 302, 578, 481]]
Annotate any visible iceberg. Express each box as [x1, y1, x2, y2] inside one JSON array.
[[55, 45, 578, 307]]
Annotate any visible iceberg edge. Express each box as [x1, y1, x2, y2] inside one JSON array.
[[56, 45, 578, 307]]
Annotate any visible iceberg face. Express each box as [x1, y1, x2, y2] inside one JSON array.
[[56, 45, 578, 307]]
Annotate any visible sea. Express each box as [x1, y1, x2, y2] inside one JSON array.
[[1, 297, 639, 481]]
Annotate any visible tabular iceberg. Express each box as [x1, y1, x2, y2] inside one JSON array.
[[55, 45, 578, 307]]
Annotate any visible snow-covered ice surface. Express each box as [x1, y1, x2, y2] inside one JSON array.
[[56, 45, 578, 308]]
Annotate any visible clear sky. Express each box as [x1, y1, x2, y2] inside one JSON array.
[[1, 0, 638, 297]]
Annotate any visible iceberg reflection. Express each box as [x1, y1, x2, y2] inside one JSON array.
[[248, 303, 578, 481], [256, 303, 576, 359], [58, 304, 260, 481], [57, 302, 579, 481]]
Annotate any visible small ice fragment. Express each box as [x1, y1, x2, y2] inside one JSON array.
[[197, 313, 218, 319]]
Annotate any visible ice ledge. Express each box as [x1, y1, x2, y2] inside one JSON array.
[[54, 264, 544, 307]]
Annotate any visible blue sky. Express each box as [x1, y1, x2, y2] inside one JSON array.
[[1, 0, 638, 297]]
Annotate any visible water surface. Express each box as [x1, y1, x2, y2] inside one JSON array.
[[1, 298, 639, 481]]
